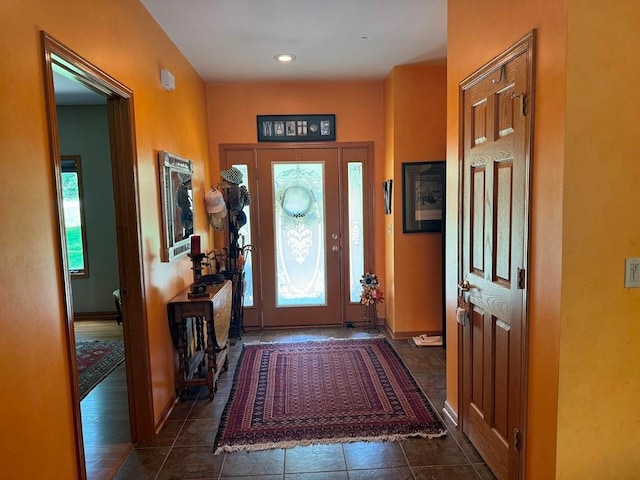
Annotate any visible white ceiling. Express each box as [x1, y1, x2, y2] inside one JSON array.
[[54, 71, 107, 105], [140, 0, 447, 83], [54, 1, 447, 104]]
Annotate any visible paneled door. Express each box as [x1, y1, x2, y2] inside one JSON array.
[[458, 32, 535, 480]]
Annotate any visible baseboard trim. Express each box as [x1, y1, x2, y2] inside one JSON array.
[[443, 400, 458, 426], [154, 392, 179, 437], [74, 311, 118, 321]]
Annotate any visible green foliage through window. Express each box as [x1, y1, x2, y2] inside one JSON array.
[[61, 156, 88, 276]]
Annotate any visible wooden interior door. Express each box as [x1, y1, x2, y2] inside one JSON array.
[[458, 32, 535, 480], [257, 148, 343, 327]]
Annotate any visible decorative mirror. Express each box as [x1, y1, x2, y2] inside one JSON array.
[[158, 151, 194, 261]]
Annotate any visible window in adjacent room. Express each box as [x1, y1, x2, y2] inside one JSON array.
[[61, 155, 89, 277]]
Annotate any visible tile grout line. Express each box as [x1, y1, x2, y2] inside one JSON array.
[[438, 417, 486, 479], [130, 327, 481, 480], [342, 444, 351, 480], [398, 441, 419, 480], [152, 396, 197, 480]]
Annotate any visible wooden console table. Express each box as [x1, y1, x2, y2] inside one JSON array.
[[167, 281, 232, 400]]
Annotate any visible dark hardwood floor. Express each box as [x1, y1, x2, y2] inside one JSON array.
[[74, 320, 132, 480]]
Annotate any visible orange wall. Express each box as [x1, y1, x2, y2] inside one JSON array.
[[0, 1, 210, 476], [447, 1, 568, 477], [383, 73, 397, 330], [205, 81, 386, 303], [556, 1, 640, 477], [384, 65, 447, 335]]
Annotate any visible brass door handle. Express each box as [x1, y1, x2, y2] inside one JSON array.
[[457, 280, 471, 292]]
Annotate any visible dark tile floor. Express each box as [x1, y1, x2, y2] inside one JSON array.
[[115, 327, 496, 480]]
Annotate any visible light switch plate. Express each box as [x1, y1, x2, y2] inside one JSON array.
[[625, 258, 640, 288]]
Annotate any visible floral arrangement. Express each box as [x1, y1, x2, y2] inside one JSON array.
[[360, 272, 384, 305]]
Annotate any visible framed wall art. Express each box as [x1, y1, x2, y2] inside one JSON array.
[[402, 161, 445, 233], [158, 150, 194, 261], [257, 114, 336, 142], [383, 179, 393, 215]]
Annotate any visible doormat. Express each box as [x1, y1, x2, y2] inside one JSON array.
[[76, 340, 125, 400], [409, 334, 443, 347], [214, 337, 446, 453]]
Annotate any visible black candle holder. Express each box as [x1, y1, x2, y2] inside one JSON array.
[[188, 252, 210, 299]]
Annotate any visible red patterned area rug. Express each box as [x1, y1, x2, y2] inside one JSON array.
[[76, 340, 125, 400], [214, 337, 446, 453]]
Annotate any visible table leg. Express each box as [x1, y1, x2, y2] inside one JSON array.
[[177, 318, 188, 400], [205, 317, 216, 400], [196, 316, 205, 374]]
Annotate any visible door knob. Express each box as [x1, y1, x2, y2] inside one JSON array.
[[331, 245, 339, 252], [457, 280, 471, 292], [331, 233, 338, 240]]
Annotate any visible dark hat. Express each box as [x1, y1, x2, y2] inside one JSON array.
[[221, 167, 243, 184], [227, 184, 251, 210], [232, 210, 247, 229]]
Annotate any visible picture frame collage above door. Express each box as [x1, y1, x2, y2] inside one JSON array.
[[257, 114, 336, 142]]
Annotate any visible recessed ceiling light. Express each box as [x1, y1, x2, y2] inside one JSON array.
[[274, 53, 296, 63]]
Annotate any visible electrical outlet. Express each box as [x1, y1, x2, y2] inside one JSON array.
[[625, 258, 640, 288]]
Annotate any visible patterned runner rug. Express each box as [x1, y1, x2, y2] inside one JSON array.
[[214, 337, 446, 453], [76, 340, 125, 400]]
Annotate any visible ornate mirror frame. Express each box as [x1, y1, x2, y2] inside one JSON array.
[[159, 150, 194, 261]]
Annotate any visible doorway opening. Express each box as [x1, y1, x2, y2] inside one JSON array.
[[41, 32, 154, 479], [219, 143, 375, 329]]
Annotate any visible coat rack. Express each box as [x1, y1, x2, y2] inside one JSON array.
[[214, 167, 253, 338]]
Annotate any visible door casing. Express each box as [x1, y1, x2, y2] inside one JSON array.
[[42, 31, 155, 479]]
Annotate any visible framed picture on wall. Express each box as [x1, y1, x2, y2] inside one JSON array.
[[402, 161, 445, 233], [158, 151, 194, 261], [383, 179, 393, 215], [257, 114, 336, 142]]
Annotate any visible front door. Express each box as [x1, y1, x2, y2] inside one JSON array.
[[256, 148, 343, 327], [219, 143, 373, 329], [458, 32, 535, 480]]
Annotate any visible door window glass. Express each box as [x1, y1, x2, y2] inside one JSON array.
[[347, 162, 365, 302], [272, 163, 326, 307], [232, 164, 253, 307]]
